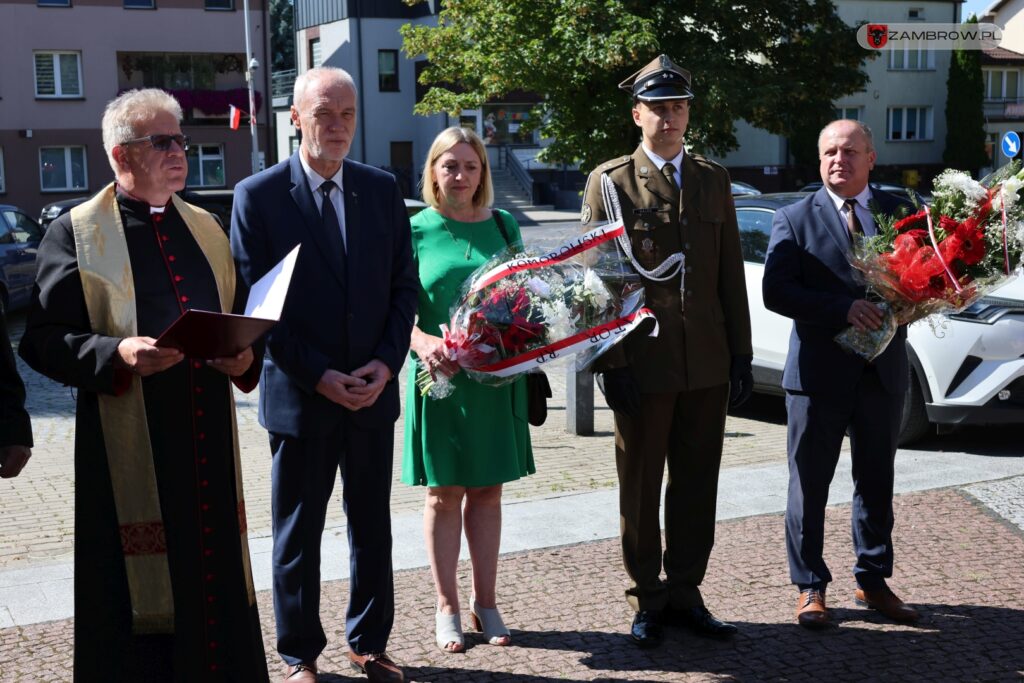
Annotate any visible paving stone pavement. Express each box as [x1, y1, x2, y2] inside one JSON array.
[[0, 310, 795, 569], [3, 486, 1023, 681]]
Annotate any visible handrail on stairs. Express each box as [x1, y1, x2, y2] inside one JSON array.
[[503, 145, 535, 204]]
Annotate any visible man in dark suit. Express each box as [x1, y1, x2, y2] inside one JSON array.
[[763, 119, 920, 629], [231, 67, 418, 683], [581, 55, 753, 648]]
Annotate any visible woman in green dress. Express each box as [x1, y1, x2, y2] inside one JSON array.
[[403, 127, 535, 653]]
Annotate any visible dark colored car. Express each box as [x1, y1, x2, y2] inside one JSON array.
[[0, 205, 44, 312], [730, 180, 762, 196], [799, 181, 929, 206]]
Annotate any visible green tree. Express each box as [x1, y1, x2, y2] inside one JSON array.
[[943, 18, 988, 175], [402, 0, 870, 171], [270, 0, 295, 72]]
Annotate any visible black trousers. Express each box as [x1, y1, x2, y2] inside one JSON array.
[[270, 420, 395, 664]]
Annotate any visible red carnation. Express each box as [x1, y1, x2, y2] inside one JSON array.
[[893, 210, 928, 232]]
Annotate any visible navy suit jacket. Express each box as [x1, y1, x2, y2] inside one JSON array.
[[231, 153, 418, 437], [762, 187, 911, 396]]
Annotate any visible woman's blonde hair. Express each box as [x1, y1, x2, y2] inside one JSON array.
[[420, 126, 493, 209]]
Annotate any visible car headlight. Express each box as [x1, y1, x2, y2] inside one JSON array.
[[42, 206, 63, 219], [948, 295, 1024, 324]]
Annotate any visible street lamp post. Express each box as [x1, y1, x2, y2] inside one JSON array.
[[243, 0, 260, 175]]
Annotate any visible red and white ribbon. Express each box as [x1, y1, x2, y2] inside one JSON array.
[[469, 222, 627, 292], [470, 307, 658, 378]]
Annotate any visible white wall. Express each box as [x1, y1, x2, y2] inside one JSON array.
[[993, 0, 1024, 52]]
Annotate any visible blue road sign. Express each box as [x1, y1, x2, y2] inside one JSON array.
[[1002, 131, 1021, 159]]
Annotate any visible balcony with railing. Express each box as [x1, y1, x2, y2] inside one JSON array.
[[271, 69, 297, 108], [984, 97, 1024, 120], [117, 52, 262, 124]]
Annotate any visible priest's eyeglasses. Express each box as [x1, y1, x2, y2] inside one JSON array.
[[121, 134, 191, 152]]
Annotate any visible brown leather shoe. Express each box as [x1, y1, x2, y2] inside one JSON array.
[[855, 586, 920, 623], [283, 662, 317, 682], [348, 651, 405, 683], [796, 588, 829, 629]]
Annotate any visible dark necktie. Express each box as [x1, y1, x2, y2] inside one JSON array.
[[320, 180, 347, 256], [843, 198, 863, 240], [662, 163, 679, 192]]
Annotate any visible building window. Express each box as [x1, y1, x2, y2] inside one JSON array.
[[124, 0, 154, 7], [986, 69, 1021, 102], [40, 146, 88, 191], [889, 42, 934, 70], [0, 148, 5, 194], [887, 106, 933, 141], [289, 136, 301, 155], [481, 104, 537, 145], [186, 144, 225, 187], [378, 50, 399, 92], [34, 51, 83, 98], [908, 7, 924, 20], [833, 106, 863, 121], [38, 0, 71, 6], [309, 38, 321, 69], [205, 0, 233, 9]]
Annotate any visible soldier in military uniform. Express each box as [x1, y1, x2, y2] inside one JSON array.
[[581, 55, 753, 648]]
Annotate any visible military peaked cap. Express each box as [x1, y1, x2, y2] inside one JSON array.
[[618, 54, 694, 102]]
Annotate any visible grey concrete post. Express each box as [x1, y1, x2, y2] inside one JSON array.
[[566, 365, 594, 435]]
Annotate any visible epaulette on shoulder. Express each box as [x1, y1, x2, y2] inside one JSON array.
[[688, 152, 724, 172], [595, 155, 632, 175]]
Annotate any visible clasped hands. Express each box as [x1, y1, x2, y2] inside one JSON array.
[[316, 359, 392, 411], [115, 337, 254, 377], [847, 299, 884, 332]]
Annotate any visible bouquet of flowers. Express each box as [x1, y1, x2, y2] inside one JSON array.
[[838, 162, 1024, 360], [417, 222, 657, 398]]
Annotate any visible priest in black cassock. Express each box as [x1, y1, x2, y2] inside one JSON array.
[[19, 89, 269, 682]]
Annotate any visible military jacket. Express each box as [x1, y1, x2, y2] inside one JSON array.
[[581, 145, 752, 392]]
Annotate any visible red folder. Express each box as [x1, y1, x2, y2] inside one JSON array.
[[156, 309, 276, 358]]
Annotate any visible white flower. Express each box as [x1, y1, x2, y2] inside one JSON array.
[[582, 268, 611, 308], [541, 299, 579, 341], [526, 276, 552, 298], [994, 177, 1024, 213], [932, 169, 987, 206]]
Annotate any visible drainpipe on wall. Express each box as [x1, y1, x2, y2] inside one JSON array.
[[354, 0, 367, 163], [261, 0, 274, 166]]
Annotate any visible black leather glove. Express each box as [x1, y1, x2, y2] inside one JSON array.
[[729, 354, 754, 408], [597, 367, 641, 417]]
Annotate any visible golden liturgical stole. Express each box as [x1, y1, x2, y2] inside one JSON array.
[[69, 182, 256, 633]]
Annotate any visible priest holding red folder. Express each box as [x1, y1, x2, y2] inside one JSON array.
[[19, 88, 270, 682]]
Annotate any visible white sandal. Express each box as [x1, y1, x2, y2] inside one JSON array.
[[435, 610, 465, 653], [470, 597, 511, 645]]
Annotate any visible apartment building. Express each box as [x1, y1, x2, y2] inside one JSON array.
[[716, 0, 963, 191], [983, 0, 1024, 52], [0, 0, 272, 216]]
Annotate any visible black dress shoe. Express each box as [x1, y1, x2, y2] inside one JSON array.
[[667, 605, 738, 638], [630, 609, 663, 648]]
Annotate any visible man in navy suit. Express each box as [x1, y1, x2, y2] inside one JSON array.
[[231, 67, 417, 682], [763, 120, 920, 629]]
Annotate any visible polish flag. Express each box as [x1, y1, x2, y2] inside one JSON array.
[[229, 105, 242, 130]]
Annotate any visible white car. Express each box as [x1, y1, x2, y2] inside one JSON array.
[[735, 193, 1024, 445]]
